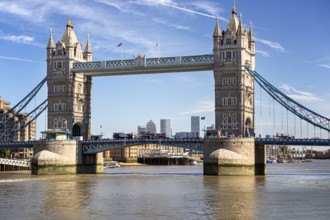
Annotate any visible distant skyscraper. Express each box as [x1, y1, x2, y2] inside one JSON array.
[[146, 120, 156, 133], [160, 119, 171, 138], [137, 126, 146, 133], [191, 116, 200, 137]]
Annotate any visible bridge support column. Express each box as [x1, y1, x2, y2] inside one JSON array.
[[255, 144, 266, 175], [203, 138, 255, 175], [32, 140, 103, 175]]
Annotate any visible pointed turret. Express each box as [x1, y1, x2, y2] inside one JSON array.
[[248, 21, 255, 41], [232, 0, 237, 15], [47, 28, 55, 49], [61, 17, 79, 46], [237, 13, 245, 35], [227, 1, 239, 34], [84, 34, 92, 61], [213, 16, 221, 37]]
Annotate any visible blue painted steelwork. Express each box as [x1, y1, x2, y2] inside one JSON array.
[[245, 66, 330, 132], [255, 138, 330, 146], [0, 77, 48, 140], [0, 141, 34, 148], [81, 138, 204, 154], [3, 100, 48, 138]]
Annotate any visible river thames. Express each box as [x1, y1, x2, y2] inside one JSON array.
[[1, 160, 330, 219]]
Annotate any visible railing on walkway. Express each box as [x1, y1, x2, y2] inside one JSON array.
[[0, 158, 30, 168], [81, 138, 204, 154], [71, 54, 214, 76], [256, 138, 330, 146], [0, 141, 34, 148]]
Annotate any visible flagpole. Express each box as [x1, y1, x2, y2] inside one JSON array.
[[156, 41, 160, 63], [121, 45, 123, 65]]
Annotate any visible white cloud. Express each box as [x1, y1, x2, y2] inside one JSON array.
[[256, 50, 270, 57], [152, 17, 190, 31], [280, 83, 321, 102], [0, 34, 34, 43], [319, 64, 330, 69], [0, 55, 39, 63], [255, 37, 285, 52], [180, 98, 214, 115]]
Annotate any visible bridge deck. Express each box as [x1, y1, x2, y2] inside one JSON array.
[[71, 54, 214, 76]]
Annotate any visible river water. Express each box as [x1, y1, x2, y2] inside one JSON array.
[[1, 160, 330, 220]]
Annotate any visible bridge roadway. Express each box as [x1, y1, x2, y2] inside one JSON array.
[[1, 138, 330, 153]]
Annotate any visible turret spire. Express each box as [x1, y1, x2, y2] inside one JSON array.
[[84, 34, 92, 53], [84, 34, 92, 61], [232, 0, 237, 15], [213, 16, 221, 37], [47, 28, 55, 49], [67, 16, 73, 29]]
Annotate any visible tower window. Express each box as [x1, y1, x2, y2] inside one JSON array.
[[226, 51, 231, 59], [227, 78, 231, 85], [233, 77, 237, 85], [226, 38, 231, 44], [222, 78, 226, 86]]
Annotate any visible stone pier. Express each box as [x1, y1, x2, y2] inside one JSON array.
[[31, 140, 103, 175], [203, 138, 257, 175]]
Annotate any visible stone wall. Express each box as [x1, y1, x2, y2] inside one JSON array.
[[32, 140, 103, 175], [203, 138, 255, 175]]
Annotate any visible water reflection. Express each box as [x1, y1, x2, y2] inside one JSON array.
[[202, 176, 263, 219]]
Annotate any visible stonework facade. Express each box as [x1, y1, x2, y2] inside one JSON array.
[[213, 4, 255, 137], [46, 19, 92, 140], [0, 97, 35, 158]]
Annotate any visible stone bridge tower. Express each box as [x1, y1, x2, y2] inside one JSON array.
[[46, 19, 92, 140], [213, 3, 255, 137]]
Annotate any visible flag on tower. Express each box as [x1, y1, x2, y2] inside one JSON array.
[[117, 42, 122, 47], [155, 41, 159, 48], [201, 117, 205, 120]]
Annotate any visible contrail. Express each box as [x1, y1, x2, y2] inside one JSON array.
[[160, 2, 216, 18]]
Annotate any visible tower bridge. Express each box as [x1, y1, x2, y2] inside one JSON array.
[[1, 2, 330, 175]]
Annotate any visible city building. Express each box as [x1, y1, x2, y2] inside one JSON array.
[[160, 119, 171, 138], [137, 125, 146, 133], [0, 97, 35, 159], [191, 116, 200, 137], [146, 120, 156, 133]]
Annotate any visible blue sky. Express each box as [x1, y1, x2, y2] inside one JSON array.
[[0, 0, 330, 140]]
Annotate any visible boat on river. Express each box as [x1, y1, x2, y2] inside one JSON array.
[[104, 161, 120, 168]]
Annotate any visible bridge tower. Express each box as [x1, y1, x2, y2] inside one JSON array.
[[46, 19, 92, 140], [213, 3, 255, 137]]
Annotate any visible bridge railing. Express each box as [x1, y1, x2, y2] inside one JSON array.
[[81, 138, 204, 154], [0, 158, 30, 168], [255, 138, 330, 146], [72, 54, 214, 71]]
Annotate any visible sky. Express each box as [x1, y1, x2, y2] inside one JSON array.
[[0, 0, 330, 141]]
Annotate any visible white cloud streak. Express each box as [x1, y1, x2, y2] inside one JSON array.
[[255, 37, 285, 52], [180, 98, 214, 115], [256, 50, 270, 57], [0, 55, 39, 63], [0, 34, 34, 43], [318, 64, 330, 69], [280, 83, 321, 102]]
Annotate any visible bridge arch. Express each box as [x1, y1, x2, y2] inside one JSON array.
[[72, 124, 82, 137]]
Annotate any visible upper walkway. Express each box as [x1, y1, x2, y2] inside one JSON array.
[[71, 54, 214, 76]]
